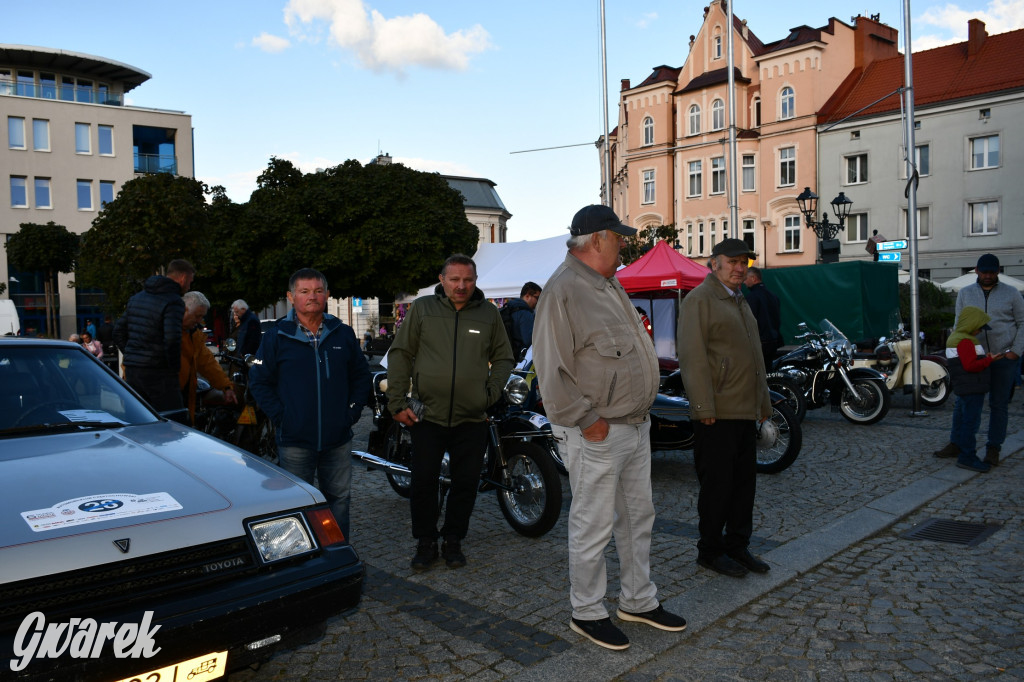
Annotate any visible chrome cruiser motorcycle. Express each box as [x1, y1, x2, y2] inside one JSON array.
[[353, 371, 562, 538], [768, 319, 890, 425]]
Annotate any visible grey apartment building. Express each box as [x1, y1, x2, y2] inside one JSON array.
[[2, 45, 193, 337]]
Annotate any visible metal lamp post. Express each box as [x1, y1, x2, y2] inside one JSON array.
[[797, 187, 852, 263]]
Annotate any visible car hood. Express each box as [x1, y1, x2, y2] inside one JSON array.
[[2, 421, 321, 582]]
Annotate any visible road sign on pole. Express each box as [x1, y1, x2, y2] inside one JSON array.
[[877, 240, 908, 251], [878, 252, 902, 262]]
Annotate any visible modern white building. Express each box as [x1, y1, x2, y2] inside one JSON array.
[[1, 44, 193, 337]]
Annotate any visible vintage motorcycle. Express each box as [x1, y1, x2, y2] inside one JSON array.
[[851, 317, 950, 407], [523, 352, 802, 475], [352, 371, 562, 538], [768, 319, 890, 425], [195, 340, 277, 464]]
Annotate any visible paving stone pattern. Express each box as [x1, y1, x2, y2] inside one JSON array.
[[230, 390, 1024, 681]]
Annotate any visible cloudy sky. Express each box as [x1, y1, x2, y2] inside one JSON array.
[[8, 0, 1023, 240]]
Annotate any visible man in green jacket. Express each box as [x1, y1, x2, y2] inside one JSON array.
[[678, 239, 773, 579], [386, 254, 514, 570]]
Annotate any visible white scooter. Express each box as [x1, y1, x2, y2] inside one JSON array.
[[851, 322, 950, 407]]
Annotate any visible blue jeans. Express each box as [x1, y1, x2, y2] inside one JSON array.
[[278, 441, 353, 541], [987, 357, 1016, 449], [950, 393, 985, 462]]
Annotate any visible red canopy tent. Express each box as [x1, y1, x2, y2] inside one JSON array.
[[616, 240, 709, 295], [616, 241, 710, 359]]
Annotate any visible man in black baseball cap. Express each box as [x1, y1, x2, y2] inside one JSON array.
[[569, 205, 638, 237]]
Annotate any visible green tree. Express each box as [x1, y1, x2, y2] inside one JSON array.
[[76, 174, 210, 312], [899, 279, 955, 349], [621, 223, 679, 265], [217, 158, 478, 307], [4, 221, 78, 337]]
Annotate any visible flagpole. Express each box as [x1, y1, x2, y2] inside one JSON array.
[[600, 0, 612, 206]]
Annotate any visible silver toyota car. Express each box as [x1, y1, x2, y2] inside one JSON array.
[[0, 338, 363, 682]]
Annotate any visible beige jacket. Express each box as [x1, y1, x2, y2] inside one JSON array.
[[533, 253, 659, 429], [677, 273, 772, 421]]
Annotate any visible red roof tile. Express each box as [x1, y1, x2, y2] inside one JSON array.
[[820, 26, 1024, 124]]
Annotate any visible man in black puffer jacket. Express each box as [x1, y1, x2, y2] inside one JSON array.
[[114, 259, 195, 412]]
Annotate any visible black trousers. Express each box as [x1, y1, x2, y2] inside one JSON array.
[[124, 366, 184, 413], [692, 419, 757, 558], [409, 420, 488, 541]]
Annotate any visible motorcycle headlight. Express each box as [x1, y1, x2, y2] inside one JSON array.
[[503, 374, 530, 405]]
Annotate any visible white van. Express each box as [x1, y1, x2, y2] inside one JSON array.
[[0, 299, 21, 336]]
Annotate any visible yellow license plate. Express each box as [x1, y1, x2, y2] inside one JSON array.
[[113, 650, 226, 682]]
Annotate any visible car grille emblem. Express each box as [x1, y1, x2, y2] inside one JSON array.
[[113, 538, 131, 553]]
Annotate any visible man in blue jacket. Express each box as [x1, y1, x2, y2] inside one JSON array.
[[249, 268, 370, 541]]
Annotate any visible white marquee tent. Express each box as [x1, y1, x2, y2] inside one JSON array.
[[937, 271, 1024, 293], [399, 235, 568, 303]]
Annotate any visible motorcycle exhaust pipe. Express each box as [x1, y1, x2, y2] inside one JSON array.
[[351, 450, 412, 477]]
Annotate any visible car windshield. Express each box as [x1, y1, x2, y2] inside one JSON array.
[[0, 344, 157, 435]]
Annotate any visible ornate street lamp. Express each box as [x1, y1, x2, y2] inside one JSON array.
[[797, 187, 853, 263]]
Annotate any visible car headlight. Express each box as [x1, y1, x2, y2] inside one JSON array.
[[504, 374, 529, 405], [247, 514, 316, 563]]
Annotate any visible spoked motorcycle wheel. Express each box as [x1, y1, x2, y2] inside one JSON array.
[[756, 398, 802, 474], [839, 378, 890, 425], [384, 422, 414, 498], [496, 440, 562, 537], [766, 375, 807, 423]]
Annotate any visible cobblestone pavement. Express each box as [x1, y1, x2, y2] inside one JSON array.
[[230, 387, 1024, 681]]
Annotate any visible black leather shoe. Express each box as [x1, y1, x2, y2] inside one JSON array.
[[727, 549, 771, 573], [696, 554, 748, 578]]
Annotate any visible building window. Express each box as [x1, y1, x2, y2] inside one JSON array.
[[688, 105, 701, 136], [742, 154, 755, 191], [642, 169, 655, 204], [98, 125, 114, 155], [742, 219, 756, 251], [698, 221, 705, 255], [779, 147, 795, 187], [642, 116, 654, 146], [845, 154, 868, 184], [75, 123, 91, 154], [16, 70, 34, 96], [753, 97, 761, 127], [968, 200, 999, 235], [34, 178, 51, 209], [916, 144, 930, 176], [903, 206, 930, 239], [709, 220, 717, 253], [11, 177, 28, 207], [686, 222, 694, 255], [711, 157, 726, 194], [969, 135, 999, 169], [32, 119, 49, 152], [39, 72, 56, 99], [0, 68, 11, 95], [76, 78, 94, 103], [60, 76, 75, 101], [784, 215, 801, 252], [846, 213, 869, 242], [8, 116, 26, 149], [77, 180, 93, 211], [711, 99, 724, 131], [688, 160, 702, 197], [713, 35, 722, 59], [100, 180, 115, 207], [780, 87, 795, 120]]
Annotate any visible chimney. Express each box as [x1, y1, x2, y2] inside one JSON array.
[[968, 18, 987, 56], [621, 79, 631, 91]]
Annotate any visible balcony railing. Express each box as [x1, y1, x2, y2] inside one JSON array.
[[134, 153, 177, 175], [0, 79, 123, 106]]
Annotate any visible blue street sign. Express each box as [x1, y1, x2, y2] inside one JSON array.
[[877, 240, 908, 251], [878, 252, 902, 262]]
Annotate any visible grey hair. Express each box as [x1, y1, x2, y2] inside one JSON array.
[[183, 290, 211, 312], [567, 232, 599, 251], [231, 299, 248, 312]]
